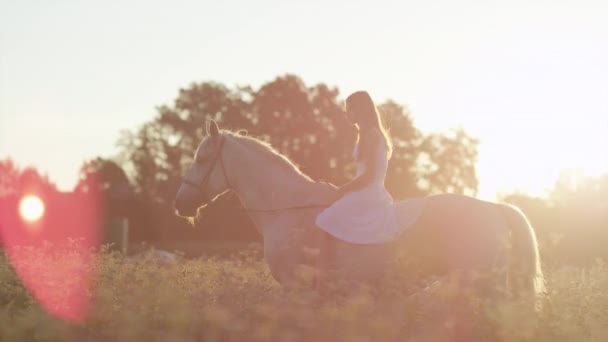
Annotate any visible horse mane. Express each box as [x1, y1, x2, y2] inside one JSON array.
[[222, 130, 314, 182]]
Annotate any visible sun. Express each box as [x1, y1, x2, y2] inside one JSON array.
[[19, 195, 45, 222]]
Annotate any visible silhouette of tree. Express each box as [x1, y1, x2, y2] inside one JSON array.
[[502, 171, 608, 266], [250, 75, 352, 183], [72, 157, 174, 243], [378, 101, 423, 199], [550, 169, 608, 209], [417, 129, 479, 196], [116, 74, 480, 241], [118, 82, 253, 202], [0, 159, 21, 197], [0, 159, 57, 197], [74, 157, 132, 217], [119, 74, 479, 204], [75, 157, 131, 194]]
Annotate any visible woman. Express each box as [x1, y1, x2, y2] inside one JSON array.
[[316, 91, 400, 244]]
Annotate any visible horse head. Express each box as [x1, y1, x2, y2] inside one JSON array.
[[174, 119, 234, 217]]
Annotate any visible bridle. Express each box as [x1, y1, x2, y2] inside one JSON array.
[[181, 136, 232, 202], [181, 136, 329, 213]]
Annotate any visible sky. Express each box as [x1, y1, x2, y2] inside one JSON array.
[[1, 0, 607, 200]]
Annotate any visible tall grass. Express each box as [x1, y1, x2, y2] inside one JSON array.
[[1, 242, 607, 341]]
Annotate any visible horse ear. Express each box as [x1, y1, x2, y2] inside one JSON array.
[[206, 119, 219, 137], [237, 129, 248, 136]]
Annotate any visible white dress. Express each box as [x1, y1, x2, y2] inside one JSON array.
[[315, 131, 403, 244]]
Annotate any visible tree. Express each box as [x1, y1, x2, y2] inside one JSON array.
[[73, 157, 133, 221], [378, 101, 423, 199], [73, 157, 176, 243], [417, 129, 479, 196], [75, 157, 131, 194], [0, 159, 21, 197], [550, 169, 608, 209], [502, 171, 608, 266], [250, 75, 352, 183], [116, 74, 479, 240], [0, 159, 57, 197], [120, 74, 479, 202], [118, 82, 254, 202]]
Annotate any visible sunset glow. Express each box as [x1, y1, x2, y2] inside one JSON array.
[[19, 195, 45, 223], [1, 1, 607, 198], [1, 192, 104, 322], [1, 1, 608, 339]]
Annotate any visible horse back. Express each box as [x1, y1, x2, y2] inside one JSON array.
[[397, 194, 510, 278]]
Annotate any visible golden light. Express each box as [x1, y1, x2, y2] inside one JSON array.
[[19, 195, 45, 222]]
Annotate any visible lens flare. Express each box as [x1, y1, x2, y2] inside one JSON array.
[[1, 191, 104, 322], [19, 195, 45, 222]]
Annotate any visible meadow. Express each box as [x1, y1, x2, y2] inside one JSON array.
[[0, 241, 607, 342]]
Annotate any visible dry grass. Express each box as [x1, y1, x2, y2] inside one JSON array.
[[1, 241, 607, 341]]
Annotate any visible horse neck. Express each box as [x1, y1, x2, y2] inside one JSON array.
[[225, 136, 321, 228]]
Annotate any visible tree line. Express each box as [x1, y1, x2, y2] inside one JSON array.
[[111, 74, 478, 241], [1, 74, 606, 265]]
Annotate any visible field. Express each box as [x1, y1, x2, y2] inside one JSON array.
[[1, 241, 607, 342]]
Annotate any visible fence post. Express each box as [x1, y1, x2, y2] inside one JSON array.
[[106, 216, 129, 254]]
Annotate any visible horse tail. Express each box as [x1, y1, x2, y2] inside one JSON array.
[[500, 203, 546, 302]]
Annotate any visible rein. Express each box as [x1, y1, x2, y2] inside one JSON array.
[[181, 136, 232, 201], [245, 204, 330, 213], [182, 136, 330, 214]]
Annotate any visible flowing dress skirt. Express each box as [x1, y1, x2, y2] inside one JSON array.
[[316, 182, 423, 244]]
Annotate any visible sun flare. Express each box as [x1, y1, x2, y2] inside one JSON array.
[[19, 195, 45, 223]]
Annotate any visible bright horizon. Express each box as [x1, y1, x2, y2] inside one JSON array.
[[1, 0, 607, 200]]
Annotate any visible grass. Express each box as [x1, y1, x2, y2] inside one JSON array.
[[1, 241, 607, 341]]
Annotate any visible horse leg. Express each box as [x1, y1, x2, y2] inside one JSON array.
[[313, 230, 336, 298], [418, 196, 512, 339]]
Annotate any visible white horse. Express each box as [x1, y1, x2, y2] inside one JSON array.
[[174, 120, 545, 301]]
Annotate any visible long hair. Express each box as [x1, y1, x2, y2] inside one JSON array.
[[345, 91, 393, 161]]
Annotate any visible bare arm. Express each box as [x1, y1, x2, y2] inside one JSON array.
[[334, 130, 380, 199], [335, 165, 376, 198]]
